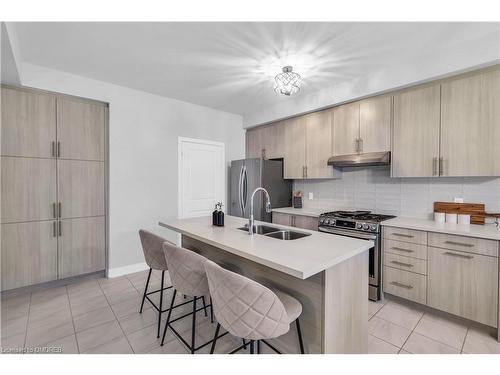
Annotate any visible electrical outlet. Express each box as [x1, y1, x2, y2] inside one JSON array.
[[454, 197, 464, 203], [308, 192, 314, 200]]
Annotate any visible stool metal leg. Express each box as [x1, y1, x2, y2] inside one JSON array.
[[161, 289, 177, 346], [139, 268, 152, 313], [209, 297, 214, 323], [257, 340, 261, 354], [242, 339, 247, 350], [157, 270, 165, 338], [201, 296, 208, 318], [191, 296, 197, 354], [209, 323, 221, 354], [296, 319, 305, 354], [249, 340, 254, 354]]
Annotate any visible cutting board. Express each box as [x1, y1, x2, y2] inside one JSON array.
[[434, 202, 485, 225]]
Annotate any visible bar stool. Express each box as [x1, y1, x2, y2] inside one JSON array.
[[161, 243, 223, 353], [204, 260, 305, 354]]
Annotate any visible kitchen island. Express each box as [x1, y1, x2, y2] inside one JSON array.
[[159, 215, 373, 354]]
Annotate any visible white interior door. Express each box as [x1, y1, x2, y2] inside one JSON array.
[[178, 137, 225, 219]]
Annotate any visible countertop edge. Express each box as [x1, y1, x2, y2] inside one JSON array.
[[159, 220, 372, 279]]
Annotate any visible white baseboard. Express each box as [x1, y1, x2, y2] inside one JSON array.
[[107, 262, 149, 278]]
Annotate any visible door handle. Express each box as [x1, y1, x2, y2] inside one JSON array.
[[58, 203, 62, 218], [52, 203, 57, 218], [58, 221, 62, 236], [443, 251, 474, 259], [57, 141, 61, 157], [359, 138, 363, 153], [53, 221, 57, 237], [439, 156, 443, 176], [390, 260, 413, 268], [238, 166, 244, 215], [444, 241, 473, 248], [242, 166, 248, 213], [355, 138, 359, 153], [432, 157, 438, 176], [390, 247, 414, 253], [390, 281, 413, 290], [305, 166, 308, 178], [391, 233, 414, 238], [51, 141, 56, 157]]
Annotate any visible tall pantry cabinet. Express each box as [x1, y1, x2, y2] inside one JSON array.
[[1, 86, 107, 290]]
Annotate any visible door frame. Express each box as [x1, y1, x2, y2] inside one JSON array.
[[177, 136, 226, 219]]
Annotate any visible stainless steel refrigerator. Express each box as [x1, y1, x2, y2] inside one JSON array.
[[229, 158, 292, 222]]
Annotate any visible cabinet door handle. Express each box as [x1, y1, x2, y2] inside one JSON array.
[[390, 281, 413, 290], [359, 138, 363, 153], [355, 138, 360, 153], [432, 157, 438, 176], [51, 141, 56, 157], [443, 251, 474, 259], [444, 241, 473, 248], [52, 203, 57, 218], [390, 260, 413, 268], [439, 156, 443, 176], [305, 166, 308, 178], [390, 247, 414, 253], [58, 221, 62, 236], [58, 203, 62, 218], [391, 233, 414, 238], [53, 221, 57, 237], [57, 141, 61, 157]]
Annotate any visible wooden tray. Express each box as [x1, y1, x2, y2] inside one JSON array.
[[433, 202, 485, 225]]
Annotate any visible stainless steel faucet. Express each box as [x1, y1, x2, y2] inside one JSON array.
[[248, 187, 272, 235]]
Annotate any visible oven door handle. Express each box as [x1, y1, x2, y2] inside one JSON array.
[[318, 226, 378, 240]]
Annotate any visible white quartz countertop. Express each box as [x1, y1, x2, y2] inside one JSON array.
[[382, 217, 500, 241], [159, 215, 372, 279], [271, 207, 325, 217]]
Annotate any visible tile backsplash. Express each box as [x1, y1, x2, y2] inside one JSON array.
[[293, 166, 500, 219]]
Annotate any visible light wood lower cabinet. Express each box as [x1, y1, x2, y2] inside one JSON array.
[[383, 266, 427, 305], [272, 212, 317, 231], [1, 157, 57, 223], [427, 246, 498, 327], [58, 216, 106, 279], [1, 221, 58, 290]]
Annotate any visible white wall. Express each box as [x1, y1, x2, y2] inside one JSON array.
[[243, 29, 500, 127], [294, 167, 500, 220], [20, 63, 245, 274]]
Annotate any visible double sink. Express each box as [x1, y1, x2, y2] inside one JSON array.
[[237, 224, 311, 240]]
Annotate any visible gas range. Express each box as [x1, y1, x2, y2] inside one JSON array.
[[318, 210, 396, 301], [318, 210, 395, 233]]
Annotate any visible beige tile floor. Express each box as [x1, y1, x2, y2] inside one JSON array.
[[1, 269, 499, 354]]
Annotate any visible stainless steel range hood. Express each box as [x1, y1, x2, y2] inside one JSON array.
[[327, 151, 391, 168]]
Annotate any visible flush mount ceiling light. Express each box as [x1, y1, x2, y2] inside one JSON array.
[[274, 66, 301, 96]]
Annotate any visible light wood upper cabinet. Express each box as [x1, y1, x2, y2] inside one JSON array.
[[57, 160, 105, 219], [359, 96, 391, 153], [284, 116, 307, 179], [261, 121, 285, 159], [440, 67, 500, 176], [333, 103, 359, 156], [1, 157, 57, 223], [58, 216, 106, 278], [392, 84, 441, 177], [305, 109, 334, 178], [1, 87, 56, 158], [57, 98, 106, 161], [1, 221, 58, 290], [245, 127, 262, 158]]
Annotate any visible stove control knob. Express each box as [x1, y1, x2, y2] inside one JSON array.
[[324, 219, 330, 225], [319, 218, 324, 224], [356, 223, 363, 229], [362, 223, 369, 230], [370, 224, 377, 231]]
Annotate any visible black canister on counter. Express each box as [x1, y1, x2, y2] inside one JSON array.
[[212, 203, 219, 226]]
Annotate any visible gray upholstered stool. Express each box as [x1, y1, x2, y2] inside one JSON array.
[[161, 243, 221, 353], [204, 259, 305, 354], [138, 229, 175, 338]]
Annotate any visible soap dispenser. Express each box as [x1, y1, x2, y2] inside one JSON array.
[[216, 202, 224, 226]]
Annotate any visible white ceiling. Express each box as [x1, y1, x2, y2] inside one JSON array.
[[9, 22, 500, 116]]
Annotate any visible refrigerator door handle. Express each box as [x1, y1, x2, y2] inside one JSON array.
[[238, 165, 244, 216], [242, 165, 248, 215]]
